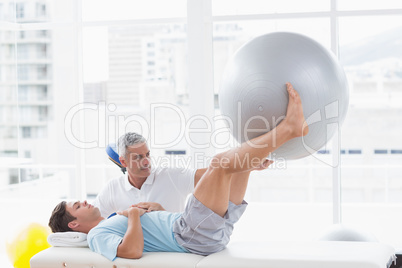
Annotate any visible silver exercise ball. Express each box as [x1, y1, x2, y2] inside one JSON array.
[[219, 32, 349, 160]]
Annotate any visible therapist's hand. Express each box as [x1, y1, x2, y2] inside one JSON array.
[[131, 202, 165, 212]]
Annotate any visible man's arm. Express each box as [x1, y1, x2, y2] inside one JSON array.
[[116, 207, 145, 259], [194, 168, 208, 187]]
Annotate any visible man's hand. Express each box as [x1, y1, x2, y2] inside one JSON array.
[[117, 207, 147, 217], [131, 202, 165, 212]]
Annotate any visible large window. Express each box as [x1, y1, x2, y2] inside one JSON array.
[[338, 14, 402, 246], [1, 0, 402, 266], [81, 23, 190, 196], [0, 1, 78, 267], [209, 2, 402, 244]]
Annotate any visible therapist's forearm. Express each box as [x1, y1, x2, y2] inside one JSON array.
[[117, 208, 144, 259]]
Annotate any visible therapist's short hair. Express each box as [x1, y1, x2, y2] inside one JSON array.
[[48, 201, 76, 233], [118, 132, 147, 158]]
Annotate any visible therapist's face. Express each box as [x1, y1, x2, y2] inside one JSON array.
[[120, 142, 152, 179]]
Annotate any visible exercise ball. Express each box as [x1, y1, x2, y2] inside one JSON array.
[[219, 32, 349, 159], [6, 222, 51, 268], [318, 224, 378, 242]]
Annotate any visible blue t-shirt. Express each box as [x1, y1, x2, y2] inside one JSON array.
[[87, 211, 189, 261]]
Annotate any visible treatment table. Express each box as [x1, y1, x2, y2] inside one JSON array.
[[31, 240, 395, 268]]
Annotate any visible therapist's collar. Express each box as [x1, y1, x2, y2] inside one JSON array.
[[124, 168, 155, 191]]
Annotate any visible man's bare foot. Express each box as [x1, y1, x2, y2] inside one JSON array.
[[283, 82, 309, 138]]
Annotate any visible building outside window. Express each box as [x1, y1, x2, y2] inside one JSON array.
[[17, 65, 29, 80], [16, 44, 29, 59], [18, 85, 28, 101], [15, 3, 24, 19], [37, 65, 47, 80], [35, 3, 45, 17], [21, 126, 31, 138]]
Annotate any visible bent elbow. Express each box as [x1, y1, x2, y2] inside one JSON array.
[[117, 247, 143, 259], [128, 248, 143, 259], [132, 250, 143, 259]]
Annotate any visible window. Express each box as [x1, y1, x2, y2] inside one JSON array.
[[16, 3, 24, 19], [36, 126, 47, 138], [37, 85, 48, 100], [36, 3, 46, 17], [8, 168, 19, 184], [348, 149, 362, 154], [17, 65, 29, 80], [19, 106, 32, 122], [0, 150, 18, 158], [18, 86, 29, 101], [24, 150, 31, 158], [338, 14, 402, 243], [22, 126, 31, 138], [38, 106, 48, 121], [17, 44, 29, 59], [210, 1, 402, 244], [37, 30, 47, 37], [37, 65, 47, 79], [37, 44, 47, 58], [7, 3, 15, 21], [374, 149, 388, 154], [82, 23, 189, 197]]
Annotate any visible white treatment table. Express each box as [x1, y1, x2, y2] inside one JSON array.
[[31, 240, 395, 268]]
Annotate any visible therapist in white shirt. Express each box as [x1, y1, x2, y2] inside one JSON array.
[[93, 132, 207, 218]]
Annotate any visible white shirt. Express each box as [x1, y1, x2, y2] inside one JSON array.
[[92, 167, 196, 218]]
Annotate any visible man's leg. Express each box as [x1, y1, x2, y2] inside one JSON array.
[[229, 171, 250, 205], [229, 159, 273, 205], [194, 83, 308, 217]]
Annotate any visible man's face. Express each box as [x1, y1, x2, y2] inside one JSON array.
[[66, 200, 100, 226], [121, 142, 152, 178]]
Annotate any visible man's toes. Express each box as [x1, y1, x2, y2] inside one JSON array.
[[288, 89, 296, 99], [286, 83, 296, 97], [286, 82, 292, 92]]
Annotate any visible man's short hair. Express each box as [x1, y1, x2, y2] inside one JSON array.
[[118, 132, 147, 158], [48, 201, 76, 233]]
